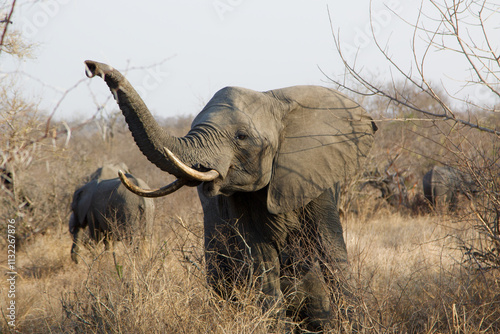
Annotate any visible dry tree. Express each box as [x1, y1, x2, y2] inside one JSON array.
[[329, 0, 499, 272]]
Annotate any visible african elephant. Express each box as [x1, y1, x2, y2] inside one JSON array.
[[84, 60, 376, 330], [69, 164, 155, 263], [423, 165, 476, 211]]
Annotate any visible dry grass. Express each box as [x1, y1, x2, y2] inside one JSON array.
[[0, 115, 499, 333], [344, 213, 496, 333], [2, 202, 498, 333]]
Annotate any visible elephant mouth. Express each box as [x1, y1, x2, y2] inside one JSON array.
[[202, 179, 235, 197], [119, 147, 220, 198]]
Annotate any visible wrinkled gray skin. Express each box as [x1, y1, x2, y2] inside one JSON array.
[[84, 61, 376, 331], [423, 166, 476, 211], [69, 163, 155, 263]]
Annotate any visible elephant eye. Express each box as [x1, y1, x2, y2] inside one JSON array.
[[235, 132, 248, 141]]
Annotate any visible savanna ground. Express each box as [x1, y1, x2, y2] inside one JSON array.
[[1, 108, 499, 333]]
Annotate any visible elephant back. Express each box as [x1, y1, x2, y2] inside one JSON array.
[[433, 166, 458, 199], [88, 163, 131, 182]]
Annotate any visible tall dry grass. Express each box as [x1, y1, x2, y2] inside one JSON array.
[[0, 112, 499, 333], [345, 211, 499, 333], [3, 199, 498, 333]]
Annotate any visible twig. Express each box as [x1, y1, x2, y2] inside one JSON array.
[[0, 0, 16, 55], [326, 1, 500, 136]]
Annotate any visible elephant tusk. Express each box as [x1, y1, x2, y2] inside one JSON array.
[[118, 170, 189, 197], [163, 147, 220, 182]]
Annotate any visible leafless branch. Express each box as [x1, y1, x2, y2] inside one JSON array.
[[327, 0, 500, 135], [0, 0, 16, 55]]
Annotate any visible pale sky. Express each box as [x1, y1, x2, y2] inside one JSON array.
[[3, 0, 495, 121]]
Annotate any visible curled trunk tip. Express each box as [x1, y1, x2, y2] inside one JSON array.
[[84, 60, 187, 176], [84, 60, 114, 79]]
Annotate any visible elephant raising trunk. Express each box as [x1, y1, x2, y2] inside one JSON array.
[[84, 60, 377, 331], [85, 61, 218, 195]]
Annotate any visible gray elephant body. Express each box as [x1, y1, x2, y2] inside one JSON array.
[[70, 164, 155, 263], [423, 165, 475, 211], [201, 184, 346, 328], [84, 61, 376, 331]]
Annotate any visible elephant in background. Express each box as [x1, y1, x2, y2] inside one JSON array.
[[423, 165, 477, 211], [69, 163, 155, 263], [84, 61, 376, 331], [87, 162, 131, 182]]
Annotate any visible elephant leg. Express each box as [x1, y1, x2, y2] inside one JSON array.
[[205, 227, 282, 304], [70, 231, 82, 264], [283, 260, 332, 331], [301, 261, 333, 330], [448, 190, 459, 211], [288, 186, 349, 330], [70, 214, 82, 263], [204, 223, 285, 325], [247, 240, 294, 333], [253, 242, 283, 309], [104, 237, 111, 251]]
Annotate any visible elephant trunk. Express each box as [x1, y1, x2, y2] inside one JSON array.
[[85, 61, 196, 179]]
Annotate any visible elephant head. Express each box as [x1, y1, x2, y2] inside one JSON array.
[[84, 61, 376, 213], [84, 60, 376, 330]]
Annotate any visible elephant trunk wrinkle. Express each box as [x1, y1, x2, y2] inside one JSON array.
[[180, 126, 229, 177]]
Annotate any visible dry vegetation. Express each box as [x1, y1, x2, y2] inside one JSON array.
[[0, 102, 499, 333]]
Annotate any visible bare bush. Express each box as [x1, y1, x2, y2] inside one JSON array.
[[329, 0, 500, 276]]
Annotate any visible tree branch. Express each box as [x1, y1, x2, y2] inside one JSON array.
[[0, 0, 16, 55]]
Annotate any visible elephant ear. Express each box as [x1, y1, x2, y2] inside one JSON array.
[[267, 86, 377, 215], [71, 180, 98, 226]]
